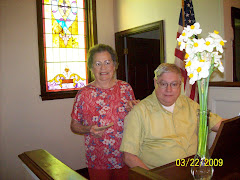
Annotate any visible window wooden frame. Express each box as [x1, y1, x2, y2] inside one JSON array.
[[36, 0, 97, 100]]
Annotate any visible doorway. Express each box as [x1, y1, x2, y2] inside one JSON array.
[[115, 21, 165, 99], [232, 7, 240, 82]]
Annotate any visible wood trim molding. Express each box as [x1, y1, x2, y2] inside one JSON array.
[[209, 81, 240, 87], [115, 20, 165, 81], [129, 166, 167, 180]]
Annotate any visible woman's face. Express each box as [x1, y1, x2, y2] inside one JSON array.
[[92, 51, 116, 82]]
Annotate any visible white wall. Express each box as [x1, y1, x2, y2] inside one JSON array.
[[0, 1, 84, 179], [113, 0, 240, 82], [208, 86, 240, 148], [0, 0, 115, 179], [96, 0, 115, 47], [114, 0, 182, 64], [208, 87, 240, 119]]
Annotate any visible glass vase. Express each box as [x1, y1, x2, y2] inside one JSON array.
[[191, 110, 214, 180]]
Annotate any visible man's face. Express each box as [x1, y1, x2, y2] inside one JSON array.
[[154, 72, 181, 106]]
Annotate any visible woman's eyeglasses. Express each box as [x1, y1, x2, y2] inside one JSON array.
[[94, 60, 113, 68]]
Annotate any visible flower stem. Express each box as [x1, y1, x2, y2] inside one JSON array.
[[196, 55, 215, 158], [197, 78, 209, 158]]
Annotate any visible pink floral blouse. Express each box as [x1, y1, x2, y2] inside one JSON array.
[[71, 80, 135, 169]]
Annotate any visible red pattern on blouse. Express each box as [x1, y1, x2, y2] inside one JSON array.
[[71, 80, 135, 169]]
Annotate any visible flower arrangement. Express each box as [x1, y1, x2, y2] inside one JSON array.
[[177, 22, 226, 159]]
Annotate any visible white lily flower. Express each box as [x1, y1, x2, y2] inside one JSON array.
[[212, 52, 222, 64], [208, 30, 222, 39], [215, 39, 227, 53], [186, 22, 202, 36], [186, 61, 197, 84], [189, 70, 198, 85], [186, 56, 211, 85], [208, 31, 227, 53], [211, 52, 224, 72], [177, 38, 187, 51], [191, 38, 205, 53], [197, 61, 210, 79], [204, 37, 214, 52], [218, 63, 224, 73], [199, 51, 212, 64], [178, 29, 190, 42], [179, 22, 226, 85], [178, 23, 226, 160], [185, 44, 194, 55], [186, 56, 199, 73]]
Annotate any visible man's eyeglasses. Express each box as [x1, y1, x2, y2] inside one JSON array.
[[157, 81, 181, 89]]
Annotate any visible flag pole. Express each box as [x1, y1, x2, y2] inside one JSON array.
[[175, 0, 198, 102], [182, 0, 185, 27]]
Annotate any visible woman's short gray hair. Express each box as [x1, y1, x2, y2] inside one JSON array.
[[154, 63, 182, 81], [87, 44, 119, 69]]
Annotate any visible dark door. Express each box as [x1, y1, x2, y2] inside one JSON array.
[[127, 37, 160, 100]]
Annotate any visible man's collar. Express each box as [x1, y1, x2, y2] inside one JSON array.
[[152, 90, 184, 110]]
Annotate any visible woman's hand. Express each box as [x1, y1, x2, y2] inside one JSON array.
[[126, 100, 140, 112], [90, 125, 106, 138]]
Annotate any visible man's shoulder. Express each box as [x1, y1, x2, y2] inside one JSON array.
[[178, 94, 196, 102], [177, 94, 199, 108], [133, 93, 157, 110]]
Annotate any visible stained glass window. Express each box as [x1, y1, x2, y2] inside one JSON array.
[[37, 0, 97, 100]]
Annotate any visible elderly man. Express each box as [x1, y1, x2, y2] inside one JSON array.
[[120, 63, 223, 170]]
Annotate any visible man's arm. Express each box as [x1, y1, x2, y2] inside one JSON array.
[[124, 152, 150, 170], [211, 118, 227, 132]]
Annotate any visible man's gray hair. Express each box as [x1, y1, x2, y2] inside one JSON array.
[[154, 63, 182, 81]]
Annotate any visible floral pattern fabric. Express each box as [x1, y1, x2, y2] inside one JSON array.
[[71, 80, 135, 169]]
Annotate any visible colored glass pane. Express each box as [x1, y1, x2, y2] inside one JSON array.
[[42, 0, 87, 92]]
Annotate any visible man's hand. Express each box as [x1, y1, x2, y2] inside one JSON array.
[[124, 152, 150, 170], [211, 118, 227, 132], [126, 100, 140, 112]]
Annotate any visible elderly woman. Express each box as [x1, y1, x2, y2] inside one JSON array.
[[71, 44, 138, 180]]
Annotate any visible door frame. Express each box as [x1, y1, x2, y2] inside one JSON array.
[[115, 20, 165, 81], [231, 7, 240, 82]]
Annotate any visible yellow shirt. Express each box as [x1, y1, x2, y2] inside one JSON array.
[[120, 91, 222, 169]]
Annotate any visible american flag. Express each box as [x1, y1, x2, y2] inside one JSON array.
[[175, 0, 198, 102]]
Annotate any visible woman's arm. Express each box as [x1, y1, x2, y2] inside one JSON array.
[[70, 118, 105, 138], [126, 100, 140, 112]]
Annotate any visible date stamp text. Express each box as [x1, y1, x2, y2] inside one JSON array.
[[176, 158, 223, 167]]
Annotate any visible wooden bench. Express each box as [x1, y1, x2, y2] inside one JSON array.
[[18, 149, 87, 180]]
